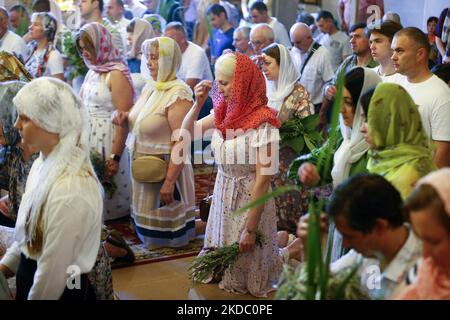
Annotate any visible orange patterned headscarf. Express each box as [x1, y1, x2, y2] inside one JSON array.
[[212, 52, 280, 136]]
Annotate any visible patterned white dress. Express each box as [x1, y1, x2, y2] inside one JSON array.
[[203, 123, 284, 297], [81, 70, 132, 221]]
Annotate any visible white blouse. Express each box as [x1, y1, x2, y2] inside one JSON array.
[[0, 162, 103, 300]]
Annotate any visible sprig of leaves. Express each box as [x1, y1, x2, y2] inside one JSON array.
[[62, 31, 88, 80], [279, 114, 323, 155], [188, 231, 264, 285]]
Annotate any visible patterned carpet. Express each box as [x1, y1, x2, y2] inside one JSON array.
[[106, 163, 216, 269]]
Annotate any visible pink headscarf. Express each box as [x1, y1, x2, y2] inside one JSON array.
[[401, 168, 450, 300], [79, 22, 134, 96]]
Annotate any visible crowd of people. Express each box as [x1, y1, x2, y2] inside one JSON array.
[[0, 0, 449, 300]]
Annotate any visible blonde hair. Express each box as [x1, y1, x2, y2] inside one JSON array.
[[215, 52, 236, 78]]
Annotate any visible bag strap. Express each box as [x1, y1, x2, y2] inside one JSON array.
[[206, 160, 216, 197], [299, 42, 321, 77]]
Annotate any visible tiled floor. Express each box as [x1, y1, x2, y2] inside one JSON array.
[[112, 256, 274, 300]]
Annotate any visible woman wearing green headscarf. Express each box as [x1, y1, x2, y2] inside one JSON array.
[[361, 83, 436, 199]]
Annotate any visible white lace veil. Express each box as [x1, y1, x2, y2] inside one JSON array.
[[13, 77, 102, 244], [331, 68, 381, 187], [265, 44, 300, 111]]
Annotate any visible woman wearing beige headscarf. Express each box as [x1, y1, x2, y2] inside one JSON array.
[[115, 37, 196, 249]]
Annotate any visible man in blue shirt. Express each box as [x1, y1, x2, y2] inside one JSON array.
[[207, 3, 235, 64]]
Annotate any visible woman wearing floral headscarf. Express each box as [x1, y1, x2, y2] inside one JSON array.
[[25, 12, 63, 80], [77, 22, 133, 222], [114, 37, 197, 249], [177, 52, 301, 297], [361, 83, 436, 199], [0, 51, 35, 227]]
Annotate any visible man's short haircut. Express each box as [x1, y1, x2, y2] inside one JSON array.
[[427, 16, 438, 25], [235, 26, 251, 39], [114, 0, 124, 9], [366, 20, 403, 42], [10, 4, 28, 16], [250, 1, 268, 13], [349, 22, 367, 34], [316, 10, 334, 22], [165, 21, 187, 36], [297, 11, 315, 26], [328, 174, 405, 233], [395, 27, 430, 55], [207, 3, 227, 20], [31, 0, 50, 12], [251, 23, 275, 42]]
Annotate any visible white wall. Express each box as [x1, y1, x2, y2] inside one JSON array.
[[318, 0, 448, 32]]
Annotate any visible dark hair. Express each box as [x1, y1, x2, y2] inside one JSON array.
[[361, 87, 376, 118], [97, 0, 104, 13], [405, 184, 450, 233], [207, 4, 227, 19], [250, 1, 268, 13], [126, 19, 135, 33], [328, 174, 405, 233], [296, 11, 314, 26], [344, 67, 364, 111], [367, 20, 403, 42], [316, 10, 334, 22], [432, 61, 450, 84], [349, 22, 367, 34], [261, 43, 280, 65], [165, 21, 187, 36], [31, 0, 50, 12], [427, 16, 438, 25], [395, 27, 430, 55], [115, 0, 124, 9], [10, 4, 28, 15]]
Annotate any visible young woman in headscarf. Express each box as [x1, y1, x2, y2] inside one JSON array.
[[77, 22, 133, 222], [360, 83, 436, 199], [261, 43, 314, 234], [25, 12, 63, 80], [293, 67, 381, 262], [177, 52, 302, 297], [398, 168, 450, 300], [126, 18, 154, 95], [0, 77, 103, 300], [114, 37, 197, 249]]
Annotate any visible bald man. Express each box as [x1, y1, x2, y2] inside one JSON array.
[[290, 22, 334, 113], [249, 23, 275, 55]]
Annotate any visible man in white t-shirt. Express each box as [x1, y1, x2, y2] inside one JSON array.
[[290, 22, 335, 112], [391, 27, 450, 168], [0, 7, 28, 61], [164, 22, 213, 90], [315, 10, 352, 72], [248, 1, 291, 48]]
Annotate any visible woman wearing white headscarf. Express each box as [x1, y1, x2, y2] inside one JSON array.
[[115, 37, 196, 249], [0, 77, 103, 300], [261, 43, 315, 234], [126, 18, 154, 95], [294, 67, 381, 261]]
